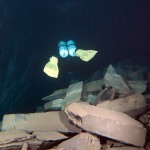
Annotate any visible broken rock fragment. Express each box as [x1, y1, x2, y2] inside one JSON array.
[[57, 132, 101, 150], [65, 102, 147, 147], [104, 64, 131, 94], [44, 99, 64, 111], [32, 131, 68, 141], [0, 130, 34, 144], [61, 81, 84, 110], [95, 86, 116, 105], [128, 80, 147, 94], [42, 88, 67, 101], [85, 79, 104, 92]]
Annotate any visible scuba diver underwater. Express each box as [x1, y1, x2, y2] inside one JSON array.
[[43, 40, 98, 78]]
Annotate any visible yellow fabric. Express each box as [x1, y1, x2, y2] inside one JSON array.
[[75, 49, 98, 62], [43, 56, 59, 78]]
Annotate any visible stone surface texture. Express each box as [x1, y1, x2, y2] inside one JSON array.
[[61, 81, 84, 110], [44, 99, 64, 111], [104, 65, 131, 94], [32, 131, 68, 141], [97, 94, 147, 118], [42, 88, 67, 101], [0, 130, 34, 144], [65, 102, 147, 147], [57, 132, 101, 150], [2, 111, 81, 133]]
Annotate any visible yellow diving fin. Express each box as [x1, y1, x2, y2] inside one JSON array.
[[43, 56, 59, 78], [75, 49, 98, 62]]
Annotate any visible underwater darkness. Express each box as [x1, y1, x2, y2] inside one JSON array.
[[0, 0, 150, 119]]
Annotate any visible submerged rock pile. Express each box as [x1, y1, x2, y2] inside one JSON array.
[[0, 64, 150, 149]]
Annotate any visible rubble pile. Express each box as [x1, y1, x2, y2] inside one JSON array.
[[0, 64, 150, 150]]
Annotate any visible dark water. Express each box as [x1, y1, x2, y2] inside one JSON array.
[[0, 0, 150, 119]]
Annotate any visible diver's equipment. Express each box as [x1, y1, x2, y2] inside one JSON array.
[[43, 56, 59, 78], [76, 49, 98, 62], [67, 40, 77, 57], [58, 41, 68, 58]]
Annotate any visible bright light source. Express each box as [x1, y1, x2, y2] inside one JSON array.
[[58, 41, 68, 58], [67, 40, 77, 57], [59, 48, 68, 58]]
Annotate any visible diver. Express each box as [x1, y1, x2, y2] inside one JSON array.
[[43, 40, 98, 78]]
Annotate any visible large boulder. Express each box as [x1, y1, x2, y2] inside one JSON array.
[[65, 102, 147, 147]]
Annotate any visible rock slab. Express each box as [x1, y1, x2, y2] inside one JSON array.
[[57, 132, 101, 150], [65, 102, 147, 147], [97, 94, 147, 118], [2, 111, 81, 133]]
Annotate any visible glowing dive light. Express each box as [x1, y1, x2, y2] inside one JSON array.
[[67, 40, 77, 57], [58, 41, 68, 58]]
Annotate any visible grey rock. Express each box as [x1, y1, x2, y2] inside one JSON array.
[[104, 65, 131, 94], [86, 93, 97, 105], [42, 88, 68, 101], [95, 86, 116, 105], [128, 80, 147, 94], [85, 79, 104, 92], [61, 81, 84, 110], [44, 99, 64, 111]]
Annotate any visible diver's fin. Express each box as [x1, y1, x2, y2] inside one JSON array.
[[43, 56, 59, 78], [75, 49, 98, 62]]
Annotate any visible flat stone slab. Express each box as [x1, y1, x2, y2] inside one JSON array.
[[65, 102, 147, 147], [97, 94, 147, 118], [32, 131, 68, 141], [0, 130, 34, 144], [57, 132, 101, 150], [2, 111, 81, 133], [0, 131, 68, 150]]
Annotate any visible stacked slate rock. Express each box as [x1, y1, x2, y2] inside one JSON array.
[[1, 63, 150, 149]]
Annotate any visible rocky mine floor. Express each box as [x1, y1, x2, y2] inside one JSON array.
[[0, 63, 150, 150]]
